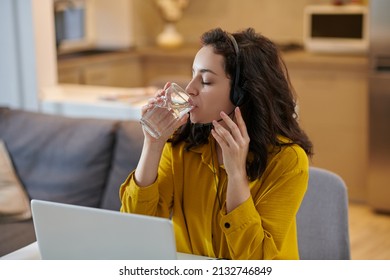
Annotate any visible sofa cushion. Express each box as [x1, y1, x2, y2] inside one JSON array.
[[101, 121, 144, 210], [0, 140, 31, 222], [0, 108, 117, 208]]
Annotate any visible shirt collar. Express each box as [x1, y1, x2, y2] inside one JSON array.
[[189, 135, 217, 171]]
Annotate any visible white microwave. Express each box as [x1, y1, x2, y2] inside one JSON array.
[[303, 5, 369, 54]]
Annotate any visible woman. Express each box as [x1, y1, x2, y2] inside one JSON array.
[[120, 27, 313, 260]]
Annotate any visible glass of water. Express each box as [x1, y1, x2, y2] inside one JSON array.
[[140, 83, 193, 139]]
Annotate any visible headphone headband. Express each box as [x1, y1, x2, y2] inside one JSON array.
[[226, 33, 244, 106]]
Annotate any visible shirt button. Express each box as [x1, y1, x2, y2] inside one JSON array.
[[224, 222, 231, 229]]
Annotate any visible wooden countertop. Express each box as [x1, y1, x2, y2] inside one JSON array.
[[282, 51, 368, 72], [57, 46, 369, 72]]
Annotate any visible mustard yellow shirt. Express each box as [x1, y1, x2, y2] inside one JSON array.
[[120, 136, 309, 260]]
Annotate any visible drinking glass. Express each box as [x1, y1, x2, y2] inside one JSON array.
[[140, 83, 193, 139]]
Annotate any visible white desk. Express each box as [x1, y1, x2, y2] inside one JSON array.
[[1, 242, 211, 260], [1, 242, 41, 260], [40, 84, 157, 121]]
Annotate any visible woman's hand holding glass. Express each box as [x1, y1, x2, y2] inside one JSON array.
[[140, 82, 192, 142]]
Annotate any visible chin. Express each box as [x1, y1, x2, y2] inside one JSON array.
[[190, 116, 205, 125], [189, 112, 199, 124], [190, 113, 214, 125]]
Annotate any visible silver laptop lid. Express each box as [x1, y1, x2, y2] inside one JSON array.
[[31, 199, 177, 260]]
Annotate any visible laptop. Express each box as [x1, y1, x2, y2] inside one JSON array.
[[31, 199, 185, 260]]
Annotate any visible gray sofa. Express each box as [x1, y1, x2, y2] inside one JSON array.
[[0, 107, 144, 257]]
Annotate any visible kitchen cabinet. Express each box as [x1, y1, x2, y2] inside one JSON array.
[[285, 52, 369, 202], [58, 51, 143, 87], [57, 46, 198, 88]]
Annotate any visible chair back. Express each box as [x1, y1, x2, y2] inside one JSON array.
[[297, 167, 351, 259]]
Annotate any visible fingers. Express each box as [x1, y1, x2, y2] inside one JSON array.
[[163, 82, 171, 91], [141, 97, 157, 115], [233, 107, 249, 140], [220, 111, 241, 141], [141, 88, 166, 115], [211, 122, 228, 149], [211, 107, 249, 148], [212, 118, 234, 148]]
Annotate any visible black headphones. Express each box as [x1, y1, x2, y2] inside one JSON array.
[[227, 33, 244, 106]]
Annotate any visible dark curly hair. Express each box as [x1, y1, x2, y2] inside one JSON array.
[[170, 27, 313, 180]]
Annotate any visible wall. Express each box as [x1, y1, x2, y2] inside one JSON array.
[[0, 0, 38, 110], [132, 0, 335, 47], [0, 0, 57, 111]]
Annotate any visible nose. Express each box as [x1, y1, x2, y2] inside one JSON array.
[[185, 79, 199, 96]]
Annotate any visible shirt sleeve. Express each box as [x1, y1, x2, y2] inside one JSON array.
[[119, 144, 175, 219], [119, 171, 159, 214]]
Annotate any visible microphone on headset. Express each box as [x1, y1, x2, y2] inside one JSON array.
[[192, 109, 235, 129]]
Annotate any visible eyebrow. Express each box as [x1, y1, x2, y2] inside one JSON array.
[[192, 68, 219, 76]]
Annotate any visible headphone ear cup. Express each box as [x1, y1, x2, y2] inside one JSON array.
[[231, 86, 244, 106]]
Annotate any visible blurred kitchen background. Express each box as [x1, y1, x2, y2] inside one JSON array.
[[0, 0, 389, 259]]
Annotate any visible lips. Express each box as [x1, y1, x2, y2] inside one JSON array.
[[188, 99, 197, 109]]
